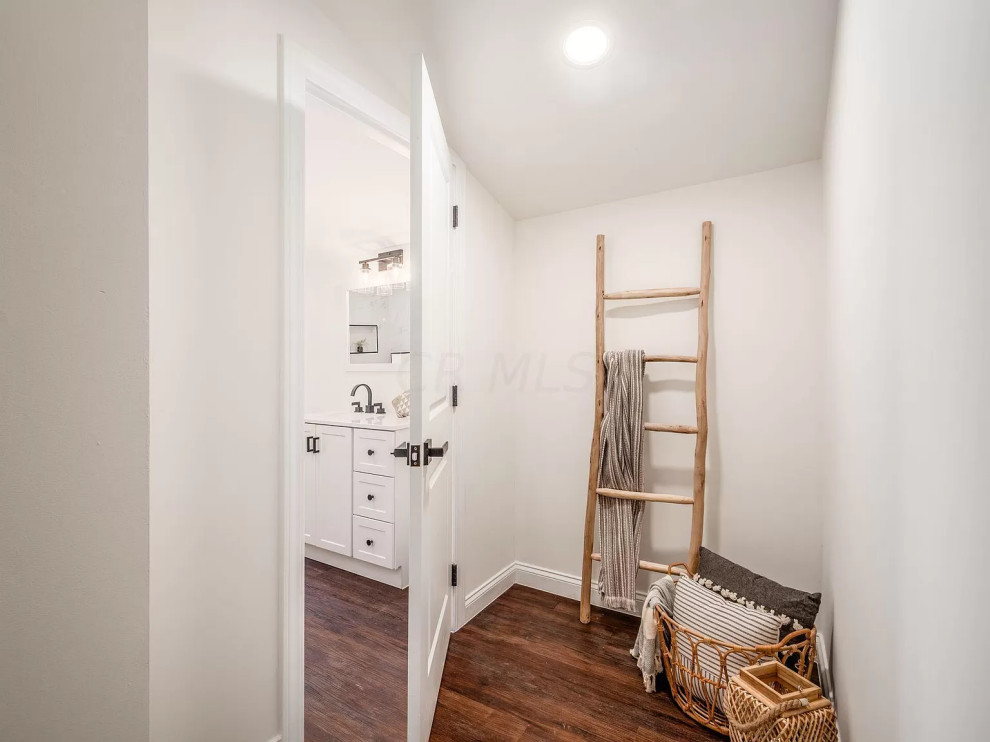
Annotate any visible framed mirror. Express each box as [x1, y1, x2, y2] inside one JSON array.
[[347, 284, 410, 365]]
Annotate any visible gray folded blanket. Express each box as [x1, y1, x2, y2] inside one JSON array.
[[596, 349, 645, 611], [630, 575, 676, 692]]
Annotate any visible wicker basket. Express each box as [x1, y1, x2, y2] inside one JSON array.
[[726, 662, 838, 742], [655, 569, 817, 735]]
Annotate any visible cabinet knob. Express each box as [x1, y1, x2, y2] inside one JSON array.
[[367, 494, 375, 501], [366, 539, 374, 547], [367, 449, 375, 456]]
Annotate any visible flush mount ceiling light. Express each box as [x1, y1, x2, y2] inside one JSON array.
[[563, 25, 609, 67]]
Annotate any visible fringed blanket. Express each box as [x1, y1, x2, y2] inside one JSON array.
[[630, 575, 676, 691], [596, 349, 645, 611]]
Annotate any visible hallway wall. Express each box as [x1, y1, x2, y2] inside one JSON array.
[[457, 171, 518, 602], [823, 2, 989, 739], [149, 2, 519, 737], [510, 162, 826, 597], [0, 2, 150, 740], [149, 2, 405, 740]]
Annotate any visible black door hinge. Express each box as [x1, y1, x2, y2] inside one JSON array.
[[451, 385, 458, 407], [451, 564, 458, 587], [452, 204, 459, 229]]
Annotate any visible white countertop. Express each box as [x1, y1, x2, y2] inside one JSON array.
[[306, 411, 410, 431]]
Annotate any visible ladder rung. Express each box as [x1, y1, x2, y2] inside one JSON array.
[[596, 488, 694, 505], [604, 287, 700, 300], [644, 423, 698, 434], [644, 354, 698, 363], [590, 553, 688, 576]]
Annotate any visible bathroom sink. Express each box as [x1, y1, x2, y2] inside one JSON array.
[[305, 411, 409, 431]]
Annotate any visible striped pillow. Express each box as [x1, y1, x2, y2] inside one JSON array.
[[671, 575, 784, 706]]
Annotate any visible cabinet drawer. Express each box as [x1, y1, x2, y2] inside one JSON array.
[[353, 472, 395, 523], [352, 516, 395, 569], [353, 429, 396, 477]]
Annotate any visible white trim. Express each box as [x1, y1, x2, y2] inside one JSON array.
[[449, 152, 468, 632], [305, 544, 407, 589], [462, 562, 517, 625], [815, 635, 840, 741], [816, 634, 835, 704], [459, 561, 649, 619], [278, 36, 306, 742], [267, 735, 283, 742], [278, 37, 412, 742], [515, 561, 649, 614]]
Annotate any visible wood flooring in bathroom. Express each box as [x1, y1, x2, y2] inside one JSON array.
[[305, 559, 721, 741]]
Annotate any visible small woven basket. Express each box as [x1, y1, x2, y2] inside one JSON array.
[[726, 662, 838, 742], [655, 565, 817, 735]]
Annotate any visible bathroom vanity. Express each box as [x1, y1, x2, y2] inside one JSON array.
[[303, 412, 410, 588]]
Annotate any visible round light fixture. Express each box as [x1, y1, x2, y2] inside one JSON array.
[[563, 25, 609, 67]]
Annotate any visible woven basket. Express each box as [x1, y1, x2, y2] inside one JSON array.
[[726, 663, 838, 742], [655, 568, 817, 735]]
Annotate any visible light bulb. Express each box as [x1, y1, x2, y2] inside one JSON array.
[[564, 25, 609, 67]]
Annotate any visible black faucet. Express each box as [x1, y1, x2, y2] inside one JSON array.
[[350, 383, 375, 413]]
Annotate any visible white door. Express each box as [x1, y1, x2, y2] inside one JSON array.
[[407, 55, 455, 742], [303, 424, 318, 545], [312, 425, 352, 555]]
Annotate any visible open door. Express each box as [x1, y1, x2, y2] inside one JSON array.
[[407, 55, 454, 741]]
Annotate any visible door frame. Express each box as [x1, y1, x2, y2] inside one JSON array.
[[278, 38, 465, 742]]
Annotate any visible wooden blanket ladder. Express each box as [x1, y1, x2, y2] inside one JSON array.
[[579, 222, 712, 624]]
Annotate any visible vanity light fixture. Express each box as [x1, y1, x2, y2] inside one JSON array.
[[563, 25, 610, 67], [357, 248, 408, 296], [358, 248, 404, 274]]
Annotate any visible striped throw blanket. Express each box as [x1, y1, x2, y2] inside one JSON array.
[[596, 349, 646, 611]]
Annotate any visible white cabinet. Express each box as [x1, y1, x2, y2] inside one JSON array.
[[353, 472, 395, 522], [304, 416, 410, 587], [353, 428, 397, 477], [304, 423, 352, 556], [352, 515, 395, 569]]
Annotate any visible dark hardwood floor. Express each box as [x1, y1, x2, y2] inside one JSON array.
[[433, 586, 722, 742], [305, 560, 721, 741], [305, 559, 408, 741]]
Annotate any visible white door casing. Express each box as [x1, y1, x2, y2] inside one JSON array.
[[407, 55, 455, 742], [281, 39, 461, 742]]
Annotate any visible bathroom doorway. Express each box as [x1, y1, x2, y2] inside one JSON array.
[[301, 88, 412, 739], [279, 41, 462, 742]]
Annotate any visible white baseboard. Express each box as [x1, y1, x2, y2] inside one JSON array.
[[816, 634, 834, 703], [305, 544, 407, 589], [267, 735, 282, 742], [515, 561, 649, 614], [463, 562, 516, 624], [469, 561, 648, 619]]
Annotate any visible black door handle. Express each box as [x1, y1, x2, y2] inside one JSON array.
[[306, 435, 313, 453], [367, 494, 375, 501], [391, 442, 419, 467], [366, 539, 374, 547], [423, 438, 449, 466], [313, 436, 320, 453], [367, 449, 375, 456]]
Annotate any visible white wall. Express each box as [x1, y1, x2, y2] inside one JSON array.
[[0, 2, 150, 740], [149, 2, 407, 740], [304, 243, 411, 413], [512, 162, 825, 596], [304, 93, 410, 414], [457, 171, 519, 600], [823, 3, 989, 740]]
